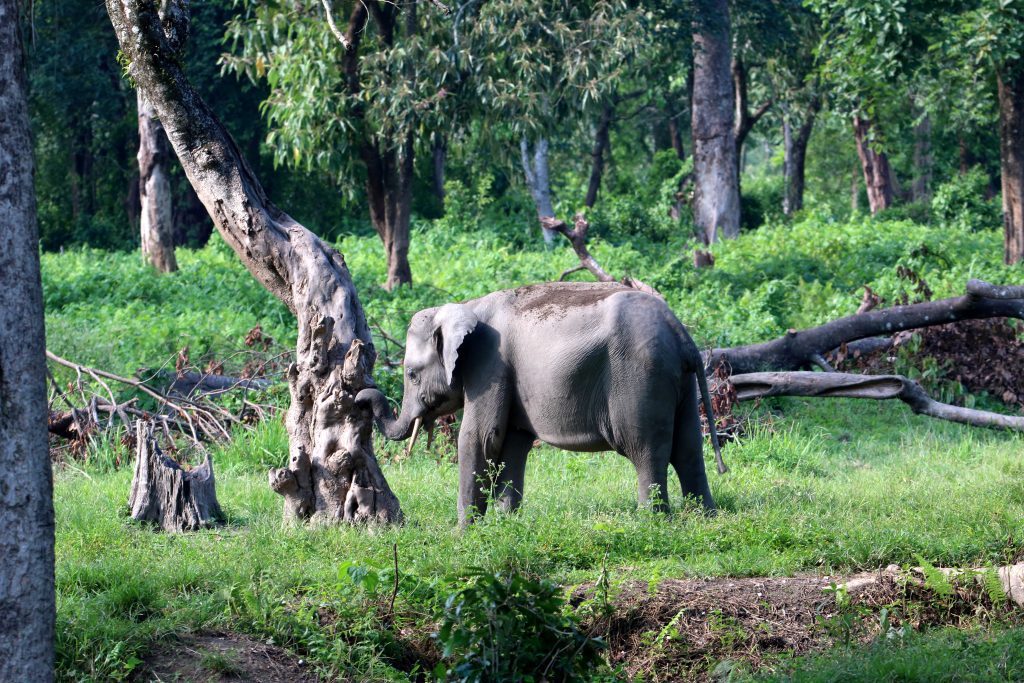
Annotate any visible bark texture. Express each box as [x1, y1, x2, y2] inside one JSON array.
[[998, 70, 1024, 265], [137, 91, 178, 272], [105, 0, 401, 524], [852, 116, 894, 215], [521, 137, 557, 245], [730, 372, 1024, 432], [691, 0, 740, 243], [707, 280, 1024, 375], [128, 421, 225, 531], [0, 0, 56, 677]]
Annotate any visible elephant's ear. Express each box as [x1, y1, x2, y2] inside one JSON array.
[[432, 304, 478, 385]]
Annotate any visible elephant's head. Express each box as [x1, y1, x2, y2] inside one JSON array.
[[356, 304, 478, 446]]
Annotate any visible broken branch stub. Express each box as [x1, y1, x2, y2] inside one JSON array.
[[128, 421, 224, 532]]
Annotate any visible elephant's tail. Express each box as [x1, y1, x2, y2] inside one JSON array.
[[696, 367, 728, 474]]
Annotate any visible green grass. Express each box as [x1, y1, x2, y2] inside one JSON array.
[[47, 214, 1024, 680]]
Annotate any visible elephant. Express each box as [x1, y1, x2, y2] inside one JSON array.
[[356, 281, 724, 525]]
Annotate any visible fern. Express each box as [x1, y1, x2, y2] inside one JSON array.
[[981, 566, 1008, 606], [916, 555, 954, 599]]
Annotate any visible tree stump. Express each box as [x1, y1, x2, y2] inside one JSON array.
[[128, 421, 225, 532]]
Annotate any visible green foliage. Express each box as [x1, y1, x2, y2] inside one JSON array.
[[916, 555, 955, 599], [434, 569, 604, 682], [930, 168, 1003, 231]]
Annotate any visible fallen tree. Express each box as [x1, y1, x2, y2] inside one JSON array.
[[707, 280, 1024, 374]]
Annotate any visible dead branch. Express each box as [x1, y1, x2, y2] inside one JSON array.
[[729, 371, 1024, 431], [707, 279, 1024, 374], [320, 0, 351, 49], [544, 213, 663, 297]]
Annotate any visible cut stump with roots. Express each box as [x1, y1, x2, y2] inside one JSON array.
[[128, 421, 225, 532]]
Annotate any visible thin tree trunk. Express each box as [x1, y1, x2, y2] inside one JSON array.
[[0, 0, 56, 677], [137, 92, 177, 272], [959, 135, 977, 175], [106, 0, 401, 524], [783, 98, 818, 216], [691, 0, 740, 243], [520, 136, 557, 245], [585, 103, 614, 208], [363, 136, 414, 291], [732, 54, 772, 178], [911, 110, 932, 203], [997, 70, 1024, 265], [851, 161, 860, 212], [852, 115, 894, 214], [432, 132, 447, 207]]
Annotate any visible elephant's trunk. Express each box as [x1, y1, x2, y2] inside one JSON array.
[[355, 388, 416, 441]]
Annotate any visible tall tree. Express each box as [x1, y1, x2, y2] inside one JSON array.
[[0, 0, 56, 678], [225, 0, 451, 290], [691, 0, 740, 242], [137, 93, 177, 272], [107, 0, 402, 523]]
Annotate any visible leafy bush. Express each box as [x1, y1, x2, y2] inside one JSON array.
[[740, 173, 785, 232], [931, 168, 1002, 232], [434, 569, 605, 682]]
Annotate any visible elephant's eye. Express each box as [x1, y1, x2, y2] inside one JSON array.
[[407, 369, 420, 385]]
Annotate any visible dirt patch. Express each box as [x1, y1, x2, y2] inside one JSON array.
[[137, 632, 318, 682], [575, 570, 937, 681], [514, 281, 628, 320]]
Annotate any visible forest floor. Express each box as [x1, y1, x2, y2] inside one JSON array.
[[47, 219, 1024, 681]]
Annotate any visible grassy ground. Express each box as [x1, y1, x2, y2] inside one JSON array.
[[49, 216, 1024, 680]]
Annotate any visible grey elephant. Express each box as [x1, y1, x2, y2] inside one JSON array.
[[356, 282, 724, 525]]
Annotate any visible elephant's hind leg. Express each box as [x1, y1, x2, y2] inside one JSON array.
[[671, 374, 716, 511], [494, 428, 532, 513]]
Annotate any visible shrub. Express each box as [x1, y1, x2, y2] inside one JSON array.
[[930, 168, 1002, 232], [434, 569, 605, 682]]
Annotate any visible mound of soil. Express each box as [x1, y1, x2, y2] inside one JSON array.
[[835, 318, 1024, 408], [579, 571, 904, 681], [137, 632, 317, 682]]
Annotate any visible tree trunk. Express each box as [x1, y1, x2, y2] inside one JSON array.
[[585, 103, 614, 208], [128, 421, 225, 532], [959, 135, 977, 175], [852, 116, 894, 214], [783, 98, 818, 216], [137, 91, 178, 272], [0, 0, 56, 677], [521, 136, 557, 245], [911, 110, 932, 203], [997, 70, 1024, 265], [432, 132, 447, 206], [691, 0, 740, 243], [363, 137, 414, 291], [105, 0, 402, 525]]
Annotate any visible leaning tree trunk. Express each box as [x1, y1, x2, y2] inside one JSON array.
[[521, 136, 558, 245], [0, 0, 56, 677], [691, 0, 740, 243], [997, 69, 1024, 265], [106, 0, 401, 524], [852, 115, 894, 215], [732, 54, 772, 182], [137, 91, 177, 272]]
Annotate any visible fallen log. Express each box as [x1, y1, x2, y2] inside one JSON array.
[[708, 279, 1024, 374], [838, 563, 1024, 607], [128, 421, 224, 532], [729, 371, 1024, 431]]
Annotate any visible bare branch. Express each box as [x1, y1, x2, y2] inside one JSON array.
[[321, 0, 351, 50], [730, 371, 1024, 432]]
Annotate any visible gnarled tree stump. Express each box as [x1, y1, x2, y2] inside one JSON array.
[[128, 421, 224, 532]]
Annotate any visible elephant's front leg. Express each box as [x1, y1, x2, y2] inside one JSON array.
[[456, 400, 510, 525]]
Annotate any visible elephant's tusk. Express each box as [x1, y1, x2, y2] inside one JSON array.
[[406, 417, 423, 457]]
